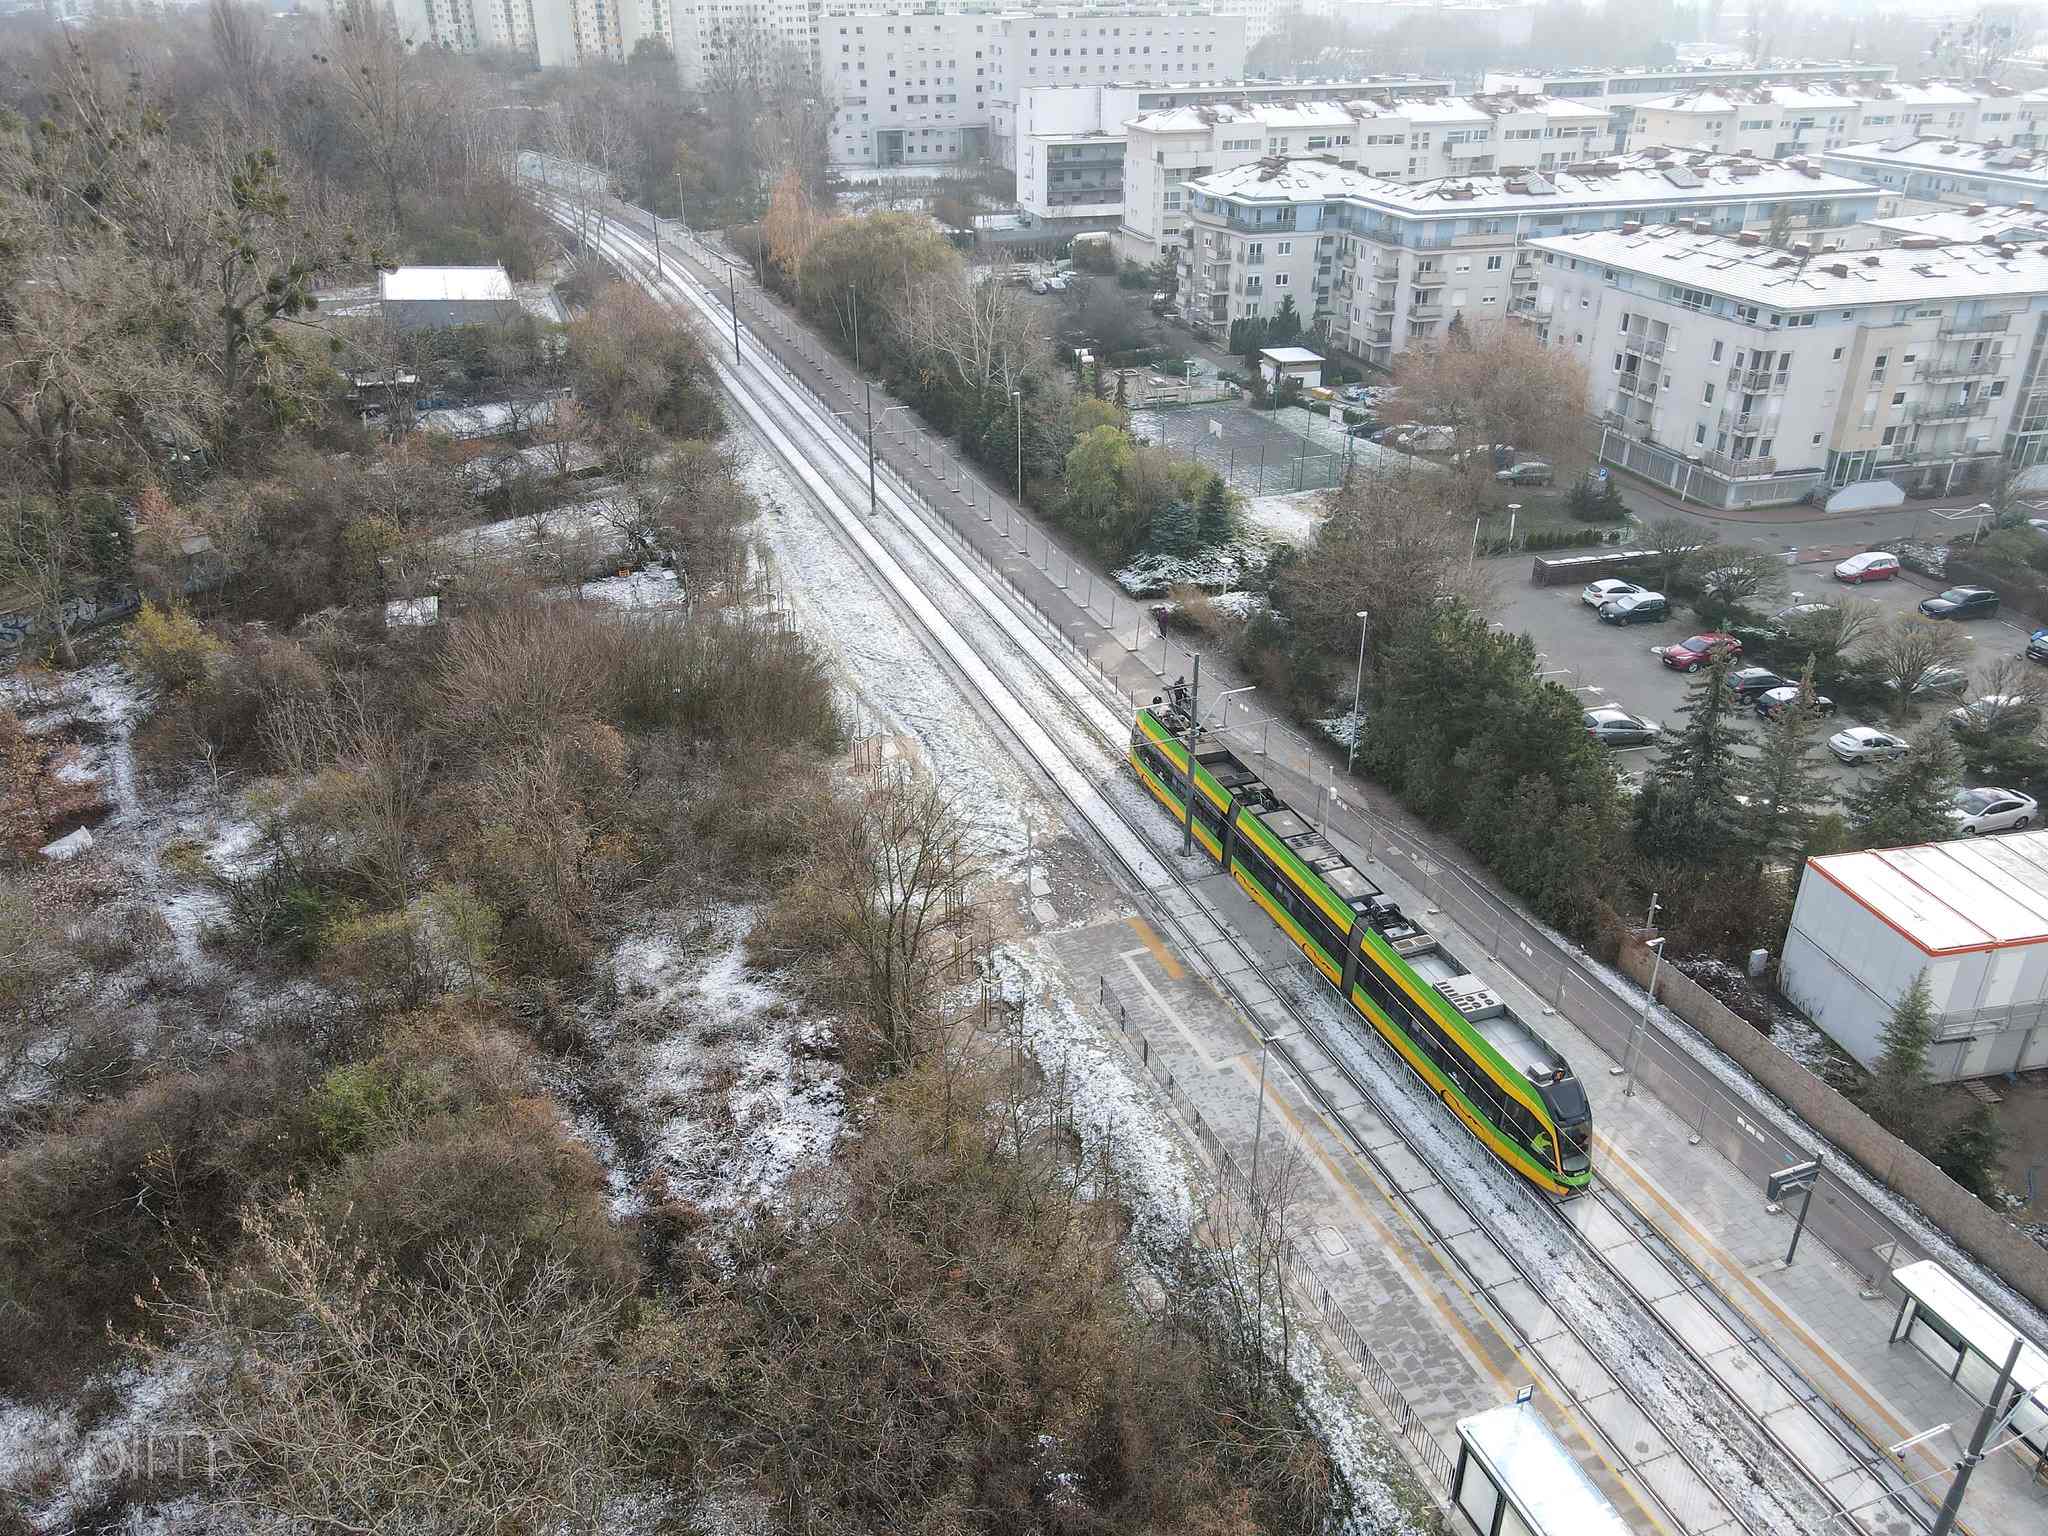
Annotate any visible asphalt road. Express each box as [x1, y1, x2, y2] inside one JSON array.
[[1495, 559, 2041, 795]]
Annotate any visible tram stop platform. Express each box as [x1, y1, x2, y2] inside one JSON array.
[[1028, 799, 2048, 1536]]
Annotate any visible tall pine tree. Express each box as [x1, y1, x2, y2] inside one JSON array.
[[1739, 664, 1830, 863], [1197, 474, 1234, 546], [1633, 649, 1749, 866], [1844, 725, 1962, 849], [1862, 969, 1937, 1143]]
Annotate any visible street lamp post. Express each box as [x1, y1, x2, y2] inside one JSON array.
[[652, 212, 662, 280], [1012, 389, 1024, 507], [1347, 611, 1369, 774], [1622, 937, 1666, 1099], [728, 267, 740, 361], [1507, 501, 1521, 548]]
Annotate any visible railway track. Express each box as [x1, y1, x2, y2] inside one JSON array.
[[524, 169, 1936, 1536]]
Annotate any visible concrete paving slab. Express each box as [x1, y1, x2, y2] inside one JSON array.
[[1602, 1237, 1688, 1302], [1650, 1288, 1741, 1359], [1634, 1449, 1746, 1536], [1581, 1386, 1671, 1465], [1534, 1330, 1613, 1399], [1703, 1342, 1802, 1418], [1488, 1278, 1568, 1345], [1444, 1229, 1520, 1290], [1407, 1183, 1479, 1241], [1369, 1140, 1439, 1194], [1567, 1193, 1640, 1252], [1763, 1401, 1860, 1481]]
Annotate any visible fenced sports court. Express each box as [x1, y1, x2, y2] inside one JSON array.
[[1133, 401, 1438, 497]]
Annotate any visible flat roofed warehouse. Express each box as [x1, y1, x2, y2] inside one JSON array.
[[1778, 831, 2048, 1081]]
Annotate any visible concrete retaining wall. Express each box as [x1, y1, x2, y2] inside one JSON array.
[[1618, 935, 2048, 1314]]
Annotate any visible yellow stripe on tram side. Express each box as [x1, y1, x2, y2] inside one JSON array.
[[1346, 978, 1566, 1194], [1231, 863, 1344, 988], [1137, 714, 1230, 815], [1129, 752, 1224, 862]]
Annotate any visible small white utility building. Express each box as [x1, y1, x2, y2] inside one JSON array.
[[1779, 832, 2048, 1081], [1257, 346, 1323, 390], [378, 265, 516, 332]]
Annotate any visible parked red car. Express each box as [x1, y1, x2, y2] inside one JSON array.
[[1659, 632, 1742, 673]]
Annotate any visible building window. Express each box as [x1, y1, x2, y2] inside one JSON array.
[[1703, 382, 1715, 403]]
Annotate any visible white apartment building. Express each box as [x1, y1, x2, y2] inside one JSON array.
[[1862, 202, 2048, 249], [1531, 224, 2048, 509], [1176, 149, 1882, 372], [1627, 81, 2005, 162], [1823, 138, 2048, 210], [1482, 59, 1899, 152], [824, 5, 1248, 169], [995, 75, 1451, 168], [1121, 92, 1608, 263]]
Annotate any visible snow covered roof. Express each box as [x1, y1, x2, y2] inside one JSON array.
[[1530, 223, 2048, 310], [1803, 830, 2048, 955], [1865, 202, 2048, 245], [1259, 346, 1322, 364], [378, 265, 514, 303], [1827, 138, 2048, 188], [1187, 148, 1869, 215], [1457, 1401, 1633, 1536]]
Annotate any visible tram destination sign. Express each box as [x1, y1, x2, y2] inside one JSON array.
[[1766, 1159, 1821, 1201]]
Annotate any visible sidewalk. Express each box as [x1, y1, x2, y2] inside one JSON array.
[[676, 225, 2046, 1536]]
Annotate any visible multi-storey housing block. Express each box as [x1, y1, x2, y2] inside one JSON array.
[[1175, 149, 1880, 371], [1532, 224, 2048, 508]]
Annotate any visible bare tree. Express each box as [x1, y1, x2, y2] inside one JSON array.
[[1690, 547, 1787, 623], [1781, 596, 1881, 670], [146, 1195, 647, 1536], [817, 766, 977, 1073], [1864, 614, 1973, 709], [1387, 319, 1590, 465], [320, 0, 419, 234]]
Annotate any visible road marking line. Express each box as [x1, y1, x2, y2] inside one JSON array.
[[1118, 949, 1220, 1069], [1124, 915, 1184, 979]]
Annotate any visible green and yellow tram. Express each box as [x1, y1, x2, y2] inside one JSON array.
[[1130, 693, 1592, 1196]]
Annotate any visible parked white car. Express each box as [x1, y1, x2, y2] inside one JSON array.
[[1828, 726, 1911, 765], [1581, 578, 1645, 609], [1949, 787, 2037, 835]]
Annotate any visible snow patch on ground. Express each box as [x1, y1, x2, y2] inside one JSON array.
[[0, 1361, 198, 1533], [1114, 541, 1265, 597], [577, 565, 686, 611], [580, 906, 844, 1223], [1239, 490, 1326, 548]]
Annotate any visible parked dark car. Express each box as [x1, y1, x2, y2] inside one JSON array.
[[1726, 666, 1789, 702], [1919, 586, 2000, 620], [1598, 591, 1669, 625], [2027, 627, 2048, 663], [1754, 686, 1835, 719], [1583, 707, 1661, 746]]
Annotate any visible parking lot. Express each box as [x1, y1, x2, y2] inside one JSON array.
[[1497, 556, 2042, 795]]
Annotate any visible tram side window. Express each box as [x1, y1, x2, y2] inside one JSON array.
[[1498, 1504, 1535, 1536], [1454, 1455, 1501, 1535]]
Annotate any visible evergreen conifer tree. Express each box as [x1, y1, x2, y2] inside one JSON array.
[[1739, 663, 1830, 862], [1197, 475, 1233, 546], [1862, 969, 1936, 1142], [1632, 649, 1748, 866], [1843, 726, 1962, 849]]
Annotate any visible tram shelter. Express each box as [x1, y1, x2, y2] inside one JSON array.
[[1888, 1260, 2048, 1479], [1452, 1395, 1633, 1536]]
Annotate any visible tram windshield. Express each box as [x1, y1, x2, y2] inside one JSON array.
[[1544, 1079, 1592, 1176]]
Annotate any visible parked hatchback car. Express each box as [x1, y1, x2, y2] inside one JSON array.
[[1726, 666, 1790, 702], [1755, 686, 1836, 719], [1582, 578, 1645, 609], [1834, 551, 1902, 583], [2028, 628, 2048, 663], [1883, 664, 1971, 699], [1829, 726, 1911, 764], [1598, 591, 1669, 625], [1949, 786, 2038, 835], [1495, 460, 1555, 486], [1583, 707, 1661, 746], [1660, 632, 1742, 671], [1920, 586, 2000, 620]]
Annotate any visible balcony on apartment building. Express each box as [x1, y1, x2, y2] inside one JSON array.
[[1920, 352, 2005, 381], [1906, 397, 1990, 423], [1698, 448, 1778, 478], [1727, 366, 1786, 392], [1224, 210, 1297, 233], [1937, 313, 2013, 340], [1718, 408, 1768, 434], [1618, 371, 1659, 401], [1624, 333, 1666, 363], [1511, 293, 1553, 316]]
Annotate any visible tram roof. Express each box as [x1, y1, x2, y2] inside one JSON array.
[[1458, 1400, 1633, 1536]]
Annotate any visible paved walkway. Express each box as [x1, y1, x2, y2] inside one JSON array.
[[657, 220, 2045, 1536]]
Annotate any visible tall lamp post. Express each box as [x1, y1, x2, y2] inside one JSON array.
[[1347, 610, 1369, 774], [1012, 389, 1024, 505], [1622, 936, 1666, 1099]]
